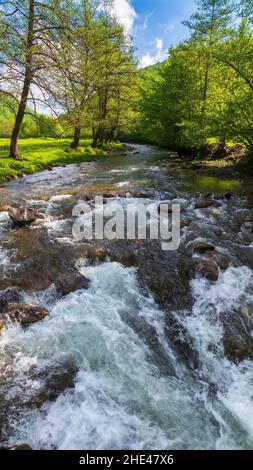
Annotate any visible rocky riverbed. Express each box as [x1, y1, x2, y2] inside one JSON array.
[[0, 144, 253, 450]]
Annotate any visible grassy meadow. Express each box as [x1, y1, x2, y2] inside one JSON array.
[[0, 138, 122, 184]]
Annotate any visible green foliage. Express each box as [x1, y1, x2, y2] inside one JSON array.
[[0, 0, 137, 156], [0, 137, 107, 183], [126, 0, 253, 154], [0, 100, 64, 139]]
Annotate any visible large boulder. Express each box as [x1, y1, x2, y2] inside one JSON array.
[[0, 303, 48, 326], [8, 207, 38, 226]]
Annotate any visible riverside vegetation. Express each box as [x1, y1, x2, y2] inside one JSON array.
[[1, 1, 253, 176]]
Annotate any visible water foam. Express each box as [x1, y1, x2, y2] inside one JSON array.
[[1, 262, 253, 449]]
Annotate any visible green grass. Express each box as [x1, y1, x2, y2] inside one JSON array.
[[0, 138, 123, 184]]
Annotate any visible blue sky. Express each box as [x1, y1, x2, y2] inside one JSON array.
[[111, 0, 197, 67]]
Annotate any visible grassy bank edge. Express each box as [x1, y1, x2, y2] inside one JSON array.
[[0, 138, 124, 184]]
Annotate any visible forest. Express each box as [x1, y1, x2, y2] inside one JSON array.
[[129, 0, 253, 160], [0, 0, 137, 159], [0, 0, 253, 166]]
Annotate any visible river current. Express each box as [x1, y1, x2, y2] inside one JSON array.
[[0, 145, 253, 450]]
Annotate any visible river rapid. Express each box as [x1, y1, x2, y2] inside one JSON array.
[[0, 144, 253, 450]]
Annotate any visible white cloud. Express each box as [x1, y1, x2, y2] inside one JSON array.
[[165, 23, 175, 33], [139, 52, 156, 68], [153, 37, 163, 60], [139, 37, 167, 69], [143, 14, 149, 31], [110, 0, 138, 34]]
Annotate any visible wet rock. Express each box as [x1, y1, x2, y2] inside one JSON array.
[[0, 320, 4, 333], [235, 246, 253, 271], [186, 238, 215, 255], [31, 218, 45, 226], [222, 310, 253, 362], [0, 205, 10, 212], [55, 268, 90, 296], [0, 303, 48, 325], [9, 444, 33, 450], [86, 245, 108, 262], [34, 361, 78, 403], [181, 216, 192, 229], [123, 314, 176, 376], [0, 288, 22, 312], [165, 315, 199, 370], [8, 207, 38, 226], [190, 258, 219, 282], [136, 244, 192, 310], [1, 230, 91, 291], [195, 199, 219, 209], [204, 250, 230, 270], [115, 190, 152, 200], [117, 249, 137, 267], [233, 209, 252, 229]]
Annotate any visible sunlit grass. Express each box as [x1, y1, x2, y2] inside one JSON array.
[[195, 176, 241, 192], [206, 137, 241, 148], [0, 138, 121, 184]]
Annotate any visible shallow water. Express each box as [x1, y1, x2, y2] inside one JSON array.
[[0, 144, 253, 450]]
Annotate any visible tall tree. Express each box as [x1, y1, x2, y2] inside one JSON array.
[[46, 0, 101, 150], [0, 0, 71, 158], [91, 14, 136, 147], [184, 0, 235, 152]]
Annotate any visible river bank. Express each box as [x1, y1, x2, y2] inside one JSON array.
[[0, 138, 124, 184]]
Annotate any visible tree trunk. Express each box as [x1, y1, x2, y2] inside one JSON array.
[[9, 0, 35, 159], [92, 127, 104, 147], [106, 127, 116, 142], [70, 126, 81, 150]]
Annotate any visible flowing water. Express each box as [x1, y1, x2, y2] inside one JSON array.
[[0, 144, 253, 450]]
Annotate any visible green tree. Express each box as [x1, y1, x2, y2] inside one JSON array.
[[184, 0, 235, 152], [0, 0, 72, 158]]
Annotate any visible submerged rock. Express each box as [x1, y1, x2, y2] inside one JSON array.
[[55, 269, 90, 296], [191, 258, 219, 282], [8, 207, 38, 226], [204, 250, 230, 270], [222, 310, 253, 362], [0, 303, 48, 326], [0, 288, 22, 312], [86, 245, 108, 262], [195, 199, 219, 209], [186, 238, 215, 255]]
